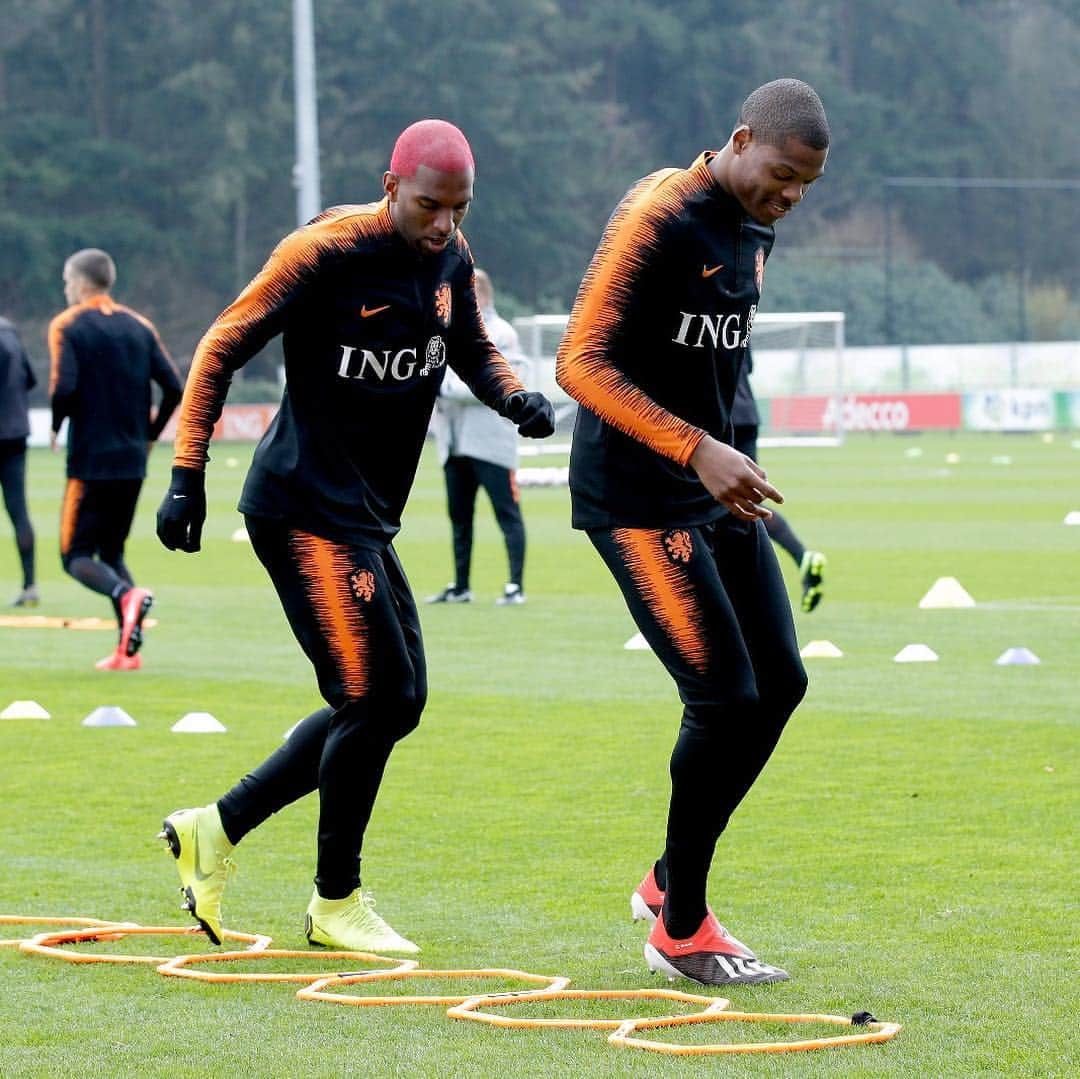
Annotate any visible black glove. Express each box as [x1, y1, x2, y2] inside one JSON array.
[[156, 466, 207, 552], [503, 390, 555, 438]]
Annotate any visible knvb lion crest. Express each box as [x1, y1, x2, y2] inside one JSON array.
[[421, 335, 446, 375], [662, 529, 693, 564], [350, 568, 376, 602], [434, 282, 452, 327]]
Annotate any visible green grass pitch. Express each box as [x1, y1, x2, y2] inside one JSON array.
[[1, 434, 1077, 1076]]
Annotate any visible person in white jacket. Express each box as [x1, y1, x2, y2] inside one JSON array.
[[428, 269, 533, 605]]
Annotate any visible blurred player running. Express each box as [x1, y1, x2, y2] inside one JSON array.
[[732, 351, 826, 612], [49, 248, 181, 669], [156, 120, 554, 953], [557, 80, 829, 986]]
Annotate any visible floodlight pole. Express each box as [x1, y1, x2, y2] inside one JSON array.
[[292, 0, 321, 226], [882, 181, 894, 348]]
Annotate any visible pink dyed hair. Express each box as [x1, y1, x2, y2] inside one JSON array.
[[389, 119, 475, 178]]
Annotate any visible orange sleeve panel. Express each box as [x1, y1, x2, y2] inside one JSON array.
[[47, 305, 84, 396], [174, 200, 394, 470], [556, 169, 709, 466]]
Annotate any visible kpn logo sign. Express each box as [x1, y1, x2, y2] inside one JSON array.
[[963, 389, 1054, 431]]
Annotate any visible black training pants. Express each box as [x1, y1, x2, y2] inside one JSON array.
[[589, 515, 807, 929], [217, 515, 427, 899], [444, 455, 525, 590], [0, 439, 34, 588]]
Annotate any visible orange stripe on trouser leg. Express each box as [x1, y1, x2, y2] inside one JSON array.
[[289, 531, 370, 697], [59, 479, 85, 557], [612, 528, 709, 674]]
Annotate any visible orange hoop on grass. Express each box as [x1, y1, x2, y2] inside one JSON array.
[[447, 987, 729, 1030], [297, 968, 570, 1007], [607, 1008, 902, 1055], [157, 948, 418, 983], [19, 924, 271, 964], [0, 915, 133, 949]]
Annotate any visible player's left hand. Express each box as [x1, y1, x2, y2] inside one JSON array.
[[156, 466, 207, 553], [689, 435, 783, 521], [504, 391, 555, 438]]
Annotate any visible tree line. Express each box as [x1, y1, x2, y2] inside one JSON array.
[[1, 0, 1077, 395]]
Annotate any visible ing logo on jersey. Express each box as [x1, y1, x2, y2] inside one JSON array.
[[662, 529, 693, 564], [755, 248, 765, 292], [350, 568, 376, 603], [434, 283, 452, 327]]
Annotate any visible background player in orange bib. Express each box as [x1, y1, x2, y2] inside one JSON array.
[[557, 79, 829, 986], [156, 120, 554, 953], [49, 248, 181, 669]]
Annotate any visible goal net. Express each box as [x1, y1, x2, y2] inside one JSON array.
[[746, 311, 846, 445], [512, 311, 847, 445]]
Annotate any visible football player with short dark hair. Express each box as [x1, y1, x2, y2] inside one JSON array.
[[557, 79, 829, 986]]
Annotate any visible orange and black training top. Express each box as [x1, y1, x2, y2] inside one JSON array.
[[556, 153, 774, 530], [174, 199, 524, 544], [49, 294, 182, 481]]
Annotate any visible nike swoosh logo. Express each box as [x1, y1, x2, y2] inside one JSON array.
[[701, 264, 723, 278], [192, 820, 212, 881], [171, 494, 187, 501], [360, 304, 390, 318]]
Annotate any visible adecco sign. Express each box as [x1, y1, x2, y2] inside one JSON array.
[[768, 394, 962, 433]]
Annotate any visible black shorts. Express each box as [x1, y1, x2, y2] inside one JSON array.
[[245, 515, 426, 711], [60, 477, 143, 562], [588, 516, 803, 715]]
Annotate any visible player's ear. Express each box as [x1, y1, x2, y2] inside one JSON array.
[[382, 171, 399, 201], [731, 125, 752, 155]]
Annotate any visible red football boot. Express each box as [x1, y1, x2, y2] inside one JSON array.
[[631, 866, 665, 923], [118, 587, 153, 657], [645, 909, 789, 986], [95, 650, 142, 671]]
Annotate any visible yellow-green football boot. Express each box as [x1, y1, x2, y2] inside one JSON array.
[[305, 887, 419, 954], [800, 550, 827, 613], [158, 804, 236, 945]]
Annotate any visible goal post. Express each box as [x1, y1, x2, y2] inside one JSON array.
[[748, 311, 846, 446], [511, 310, 846, 445]]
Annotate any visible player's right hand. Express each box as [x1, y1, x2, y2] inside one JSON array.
[[156, 466, 207, 552], [503, 390, 556, 438], [688, 435, 783, 521]]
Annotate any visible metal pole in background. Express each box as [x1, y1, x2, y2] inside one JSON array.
[[1016, 193, 1028, 344], [882, 181, 893, 344], [293, 0, 321, 225]]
